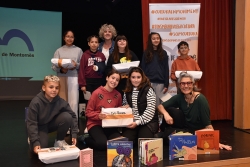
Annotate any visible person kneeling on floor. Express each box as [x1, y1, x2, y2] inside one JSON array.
[[26, 75, 78, 154]]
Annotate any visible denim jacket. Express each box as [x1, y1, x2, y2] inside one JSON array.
[[97, 40, 115, 55]]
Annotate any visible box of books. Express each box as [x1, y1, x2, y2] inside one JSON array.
[[38, 145, 80, 164], [195, 129, 219, 154], [169, 132, 197, 160], [112, 61, 140, 74], [102, 107, 133, 127], [79, 148, 93, 167], [107, 137, 133, 167], [138, 138, 163, 166]]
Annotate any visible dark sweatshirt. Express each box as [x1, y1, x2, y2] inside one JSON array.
[[78, 49, 106, 87], [26, 91, 78, 148], [141, 50, 169, 88]]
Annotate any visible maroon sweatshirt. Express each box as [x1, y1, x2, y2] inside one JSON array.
[[78, 50, 106, 87], [86, 86, 122, 130]]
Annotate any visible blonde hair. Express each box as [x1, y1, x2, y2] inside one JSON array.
[[43, 75, 60, 84], [99, 24, 117, 39]]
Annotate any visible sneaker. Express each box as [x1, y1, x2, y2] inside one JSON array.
[[54, 140, 69, 147], [77, 133, 89, 144], [67, 128, 70, 135]]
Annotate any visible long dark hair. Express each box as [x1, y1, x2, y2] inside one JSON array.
[[123, 67, 151, 93], [144, 32, 164, 63], [112, 35, 132, 63]]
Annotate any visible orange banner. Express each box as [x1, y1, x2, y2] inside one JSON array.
[[104, 114, 134, 119]]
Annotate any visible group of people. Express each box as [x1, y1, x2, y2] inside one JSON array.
[[26, 24, 231, 155]]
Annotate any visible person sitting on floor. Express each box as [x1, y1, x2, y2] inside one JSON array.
[[79, 69, 122, 150], [157, 72, 232, 150], [121, 67, 159, 144], [26, 75, 78, 154]]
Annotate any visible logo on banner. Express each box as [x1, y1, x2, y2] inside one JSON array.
[[0, 29, 34, 51]]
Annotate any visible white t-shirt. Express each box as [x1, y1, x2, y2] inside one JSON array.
[[102, 47, 109, 65]]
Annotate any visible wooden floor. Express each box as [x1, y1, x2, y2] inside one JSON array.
[[1, 100, 250, 167]]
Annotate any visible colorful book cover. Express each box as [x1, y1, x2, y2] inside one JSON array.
[[169, 134, 197, 160], [79, 148, 93, 167], [139, 138, 163, 166], [195, 130, 220, 154], [107, 138, 133, 167]]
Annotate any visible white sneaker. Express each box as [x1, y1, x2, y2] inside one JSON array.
[[66, 128, 71, 134], [54, 140, 69, 147]]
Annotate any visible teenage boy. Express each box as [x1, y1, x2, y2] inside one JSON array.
[[170, 41, 201, 82], [26, 75, 78, 154]]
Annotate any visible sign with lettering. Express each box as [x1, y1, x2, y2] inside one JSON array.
[[101, 107, 134, 127], [149, 3, 201, 96]]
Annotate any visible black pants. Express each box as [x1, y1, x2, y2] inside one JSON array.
[[159, 107, 192, 144], [31, 112, 72, 148], [85, 125, 121, 150], [122, 125, 154, 145], [160, 107, 185, 131], [86, 78, 103, 94]]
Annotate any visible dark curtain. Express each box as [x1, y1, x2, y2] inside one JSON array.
[[142, 0, 233, 120]]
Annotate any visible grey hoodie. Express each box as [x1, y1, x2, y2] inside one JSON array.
[[26, 91, 78, 147]]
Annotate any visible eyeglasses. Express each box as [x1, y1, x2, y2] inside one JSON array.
[[65, 36, 74, 39], [179, 82, 193, 86]]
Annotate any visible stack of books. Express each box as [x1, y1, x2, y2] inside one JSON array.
[[138, 138, 163, 166]]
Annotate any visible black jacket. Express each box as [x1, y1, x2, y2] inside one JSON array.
[[125, 85, 159, 133]]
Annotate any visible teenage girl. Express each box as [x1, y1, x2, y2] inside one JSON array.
[[52, 30, 83, 119], [84, 70, 122, 150], [141, 32, 169, 107], [106, 35, 139, 96], [78, 35, 106, 95]]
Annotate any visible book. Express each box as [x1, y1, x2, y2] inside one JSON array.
[[38, 145, 80, 164], [138, 138, 163, 166], [195, 129, 220, 154], [158, 92, 172, 102], [107, 137, 133, 167], [79, 148, 93, 167], [169, 132, 197, 160]]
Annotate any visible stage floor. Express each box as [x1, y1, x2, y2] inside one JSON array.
[[1, 100, 250, 167]]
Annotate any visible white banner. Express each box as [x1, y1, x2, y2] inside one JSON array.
[[149, 3, 200, 96]]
